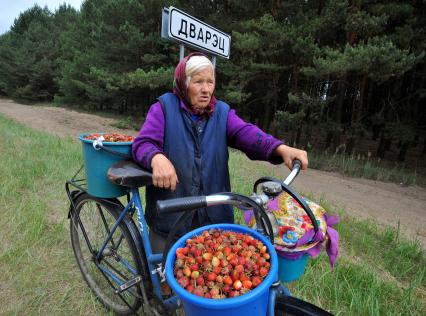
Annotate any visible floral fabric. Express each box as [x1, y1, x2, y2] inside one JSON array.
[[243, 192, 340, 266]]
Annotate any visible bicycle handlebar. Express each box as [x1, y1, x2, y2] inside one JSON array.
[[284, 159, 302, 186], [156, 196, 207, 213]]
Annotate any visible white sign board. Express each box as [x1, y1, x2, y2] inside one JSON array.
[[166, 7, 231, 59]]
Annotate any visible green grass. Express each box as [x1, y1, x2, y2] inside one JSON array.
[[308, 149, 425, 187], [110, 115, 143, 131], [0, 115, 108, 315], [0, 115, 425, 315]]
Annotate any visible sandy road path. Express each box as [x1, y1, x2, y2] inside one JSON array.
[[1, 97, 425, 248]]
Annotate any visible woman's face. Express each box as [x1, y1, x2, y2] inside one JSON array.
[[187, 67, 215, 109]]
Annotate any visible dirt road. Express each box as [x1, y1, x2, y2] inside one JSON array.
[[1, 97, 425, 248]]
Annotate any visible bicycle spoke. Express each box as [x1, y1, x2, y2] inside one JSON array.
[[72, 209, 95, 254], [97, 203, 117, 248]]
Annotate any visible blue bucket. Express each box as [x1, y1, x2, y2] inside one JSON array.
[[79, 133, 132, 198], [165, 224, 278, 316], [277, 253, 309, 283]]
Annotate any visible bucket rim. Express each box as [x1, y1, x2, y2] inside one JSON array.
[[79, 133, 133, 146], [165, 223, 278, 309]]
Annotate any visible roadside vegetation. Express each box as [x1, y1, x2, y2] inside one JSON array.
[[1, 115, 425, 315], [308, 149, 424, 187]]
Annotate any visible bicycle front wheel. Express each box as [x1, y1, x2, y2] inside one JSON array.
[[274, 295, 333, 316], [70, 193, 146, 315]]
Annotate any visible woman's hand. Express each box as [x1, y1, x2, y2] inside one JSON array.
[[274, 144, 308, 170], [150, 154, 179, 191]]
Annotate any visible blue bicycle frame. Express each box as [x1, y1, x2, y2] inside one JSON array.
[[65, 158, 310, 316], [91, 187, 293, 315]]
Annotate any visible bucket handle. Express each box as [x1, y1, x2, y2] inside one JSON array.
[[93, 141, 133, 159]]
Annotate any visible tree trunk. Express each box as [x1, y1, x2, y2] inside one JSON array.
[[295, 126, 302, 147], [333, 81, 345, 149], [422, 137, 426, 155], [398, 142, 409, 162], [372, 125, 381, 141], [318, 0, 325, 15], [384, 138, 392, 152], [262, 106, 272, 131], [304, 108, 312, 149], [357, 75, 368, 122], [289, 129, 296, 147], [263, 75, 279, 132], [325, 130, 333, 149], [377, 131, 391, 159], [346, 137, 355, 155], [377, 135, 386, 158], [271, 0, 281, 18]]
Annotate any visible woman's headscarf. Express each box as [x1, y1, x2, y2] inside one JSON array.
[[173, 52, 216, 116]]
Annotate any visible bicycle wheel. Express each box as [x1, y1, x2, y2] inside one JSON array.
[[274, 295, 333, 316], [70, 192, 148, 315]]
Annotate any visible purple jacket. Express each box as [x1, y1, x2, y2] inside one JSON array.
[[132, 99, 284, 169]]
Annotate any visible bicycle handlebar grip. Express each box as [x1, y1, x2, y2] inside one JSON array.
[[157, 196, 207, 214], [292, 159, 302, 170]]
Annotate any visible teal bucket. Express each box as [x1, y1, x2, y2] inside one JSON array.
[[79, 133, 132, 198], [165, 224, 278, 316], [277, 253, 309, 283]]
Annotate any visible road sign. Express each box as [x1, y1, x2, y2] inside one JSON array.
[[161, 7, 231, 59]]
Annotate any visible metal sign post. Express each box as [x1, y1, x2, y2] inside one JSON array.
[[161, 7, 231, 63]]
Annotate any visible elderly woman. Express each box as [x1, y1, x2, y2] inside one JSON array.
[[132, 52, 308, 252]]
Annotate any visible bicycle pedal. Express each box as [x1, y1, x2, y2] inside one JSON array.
[[115, 275, 142, 294]]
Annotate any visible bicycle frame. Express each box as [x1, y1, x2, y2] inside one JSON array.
[[125, 188, 180, 310], [65, 164, 300, 315]]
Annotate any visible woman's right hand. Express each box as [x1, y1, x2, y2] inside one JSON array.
[[150, 154, 179, 191]]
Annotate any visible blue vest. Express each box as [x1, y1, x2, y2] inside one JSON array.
[[145, 93, 234, 236]]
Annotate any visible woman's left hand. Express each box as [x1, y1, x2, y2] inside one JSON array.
[[274, 144, 308, 170]]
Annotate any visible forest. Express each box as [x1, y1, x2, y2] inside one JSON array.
[[0, 0, 425, 165]]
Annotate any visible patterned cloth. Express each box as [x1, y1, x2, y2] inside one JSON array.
[[243, 192, 340, 266]]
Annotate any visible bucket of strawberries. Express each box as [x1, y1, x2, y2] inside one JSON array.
[[79, 132, 135, 198], [165, 224, 278, 316]]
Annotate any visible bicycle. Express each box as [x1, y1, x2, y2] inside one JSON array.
[[66, 157, 332, 315]]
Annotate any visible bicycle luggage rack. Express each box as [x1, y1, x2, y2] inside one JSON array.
[[65, 164, 129, 219], [66, 164, 88, 192], [65, 164, 89, 219]]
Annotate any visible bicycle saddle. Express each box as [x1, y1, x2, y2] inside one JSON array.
[[107, 160, 153, 188]]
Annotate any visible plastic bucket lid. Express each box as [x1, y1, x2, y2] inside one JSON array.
[[165, 224, 278, 316], [79, 133, 132, 198]]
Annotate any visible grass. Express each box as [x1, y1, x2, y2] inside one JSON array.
[[0, 114, 425, 315], [308, 149, 425, 187], [110, 115, 142, 131], [0, 115, 108, 315]]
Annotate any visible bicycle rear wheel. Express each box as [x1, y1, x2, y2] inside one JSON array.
[[70, 193, 147, 315], [274, 295, 333, 316]]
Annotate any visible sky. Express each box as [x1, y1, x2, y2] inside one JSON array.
[[0, 0, 84, 35]]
